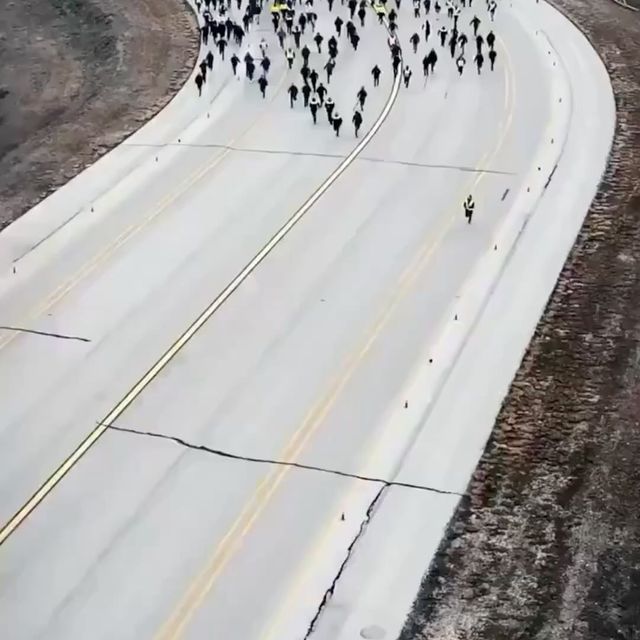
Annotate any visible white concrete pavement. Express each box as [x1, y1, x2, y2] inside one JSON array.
[[0, 0, 612, 639]]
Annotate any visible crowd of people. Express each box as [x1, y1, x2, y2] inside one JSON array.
[[193, 0, 500, 138], [192, 0, 501, 217]]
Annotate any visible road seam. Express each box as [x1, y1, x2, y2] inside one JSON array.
[[107, 423, 463, 497], [0, 43, 402, 549]]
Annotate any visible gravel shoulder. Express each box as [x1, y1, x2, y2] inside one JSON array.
[[400, 1, 640, 638], [0, 0, 197, 231]]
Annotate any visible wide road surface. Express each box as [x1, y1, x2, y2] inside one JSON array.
[[0, 0, 551, 637]]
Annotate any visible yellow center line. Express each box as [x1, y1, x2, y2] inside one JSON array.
[[157, 31, 517, 640], [261, 34, 518, 640]]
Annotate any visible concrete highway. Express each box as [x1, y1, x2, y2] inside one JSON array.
[[0, 0, 608, 638]]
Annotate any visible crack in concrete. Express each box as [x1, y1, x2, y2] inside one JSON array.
[[122, 142, 514, 176], [302, 485, 387, 640], [0, 325, 91, 343], [105, 423, 463, 497]]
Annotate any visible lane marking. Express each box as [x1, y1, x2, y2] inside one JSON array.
[[157, 24, 516, 640], [0, 70, 290, 354], [153, 67, 404, 640], [0, 59, 400, 549], [261, 31, 518, 640]]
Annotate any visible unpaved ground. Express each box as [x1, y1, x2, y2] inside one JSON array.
[[0, 0, 197, 231], [400, 1, 640, 638]]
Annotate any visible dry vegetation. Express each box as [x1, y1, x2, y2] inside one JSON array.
[[401, 1, 640, 638], [0, 0, 197, 230]]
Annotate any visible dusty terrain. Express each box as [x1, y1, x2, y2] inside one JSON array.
[[0, 0, 197, 231], [400, 1, 640, 639]]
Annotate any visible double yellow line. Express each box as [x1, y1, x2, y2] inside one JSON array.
[[259, 37, 517, 640], [156, 35, 517, 640]]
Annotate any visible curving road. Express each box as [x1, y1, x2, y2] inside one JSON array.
[[0, 0, 612, 638]]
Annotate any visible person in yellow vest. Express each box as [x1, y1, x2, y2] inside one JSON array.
[[463, 195, 475, 223]]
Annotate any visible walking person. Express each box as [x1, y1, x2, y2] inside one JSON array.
[[309, 93, 320, 123], [372, 64, 381, 86], [288, 83, 299, 107], [352, 109, 363, 137], [463, 194, 475, 223], [332, 111, 343, 136], [357, 85, 367, 109], [258, 74, 268, 97], [402, 65, 412, 87], [489, 47, 497, 70]]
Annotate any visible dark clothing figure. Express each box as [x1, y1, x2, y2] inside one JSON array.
[[199, 60, 208, 82], [325, 97, 335, 122], [410, 32, 420, 53], [352, 110, 363, 137], [333, 113, 343, 136], [357, 86, 367, 109], [438, 26, 448, 47], [458, 32, 468, 52], [424, 19, 431, 40], [258, 75, 268, 97], [325, 58, 335, 82], [246, 60, 256, 80], [489, 48, 497, 70], [328, 36, 338, 58], [234, 25, 245, 46], [195, 73, 204, 95], [288, 83, 299, 107], [309, 68, 319, 90], [231, 53, 240, 75], [261, 56, 271, 74], [464, 196, 475, 223], [302, 83, 312, 106], [314, 32, 324, 52], [301, 65, 311, 85], [218, 37, 228, 59], [372, 64, 381, 86], [428, 48, 438, 72], [348, 0, 357, 17], [335, 16, 343, 35], [474, 52, 484, 74], [470, 15, 480, 36], [358, 6, 366, 25], [487, 31, 495, 50], [293, 26, 302, 47], [402, 66, 412, 88], [317, 82, 327, 103], [350, 32, 360, 50], [278, 27, 287, 47], [310, 96, 320, 123], [476, 34, 484, 53], [302, 45, 311, 65], [392, 54, 401, 77]]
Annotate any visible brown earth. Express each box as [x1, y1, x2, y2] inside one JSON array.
[[400, 1, 640, 639], [0, 0, 197, 231]]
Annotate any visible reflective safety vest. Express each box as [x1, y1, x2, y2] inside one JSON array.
[[373, 2, 386, 14]]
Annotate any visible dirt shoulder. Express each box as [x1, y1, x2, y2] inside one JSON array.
[[400, 1, 640, 638], [0, 0, 197, 231]]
